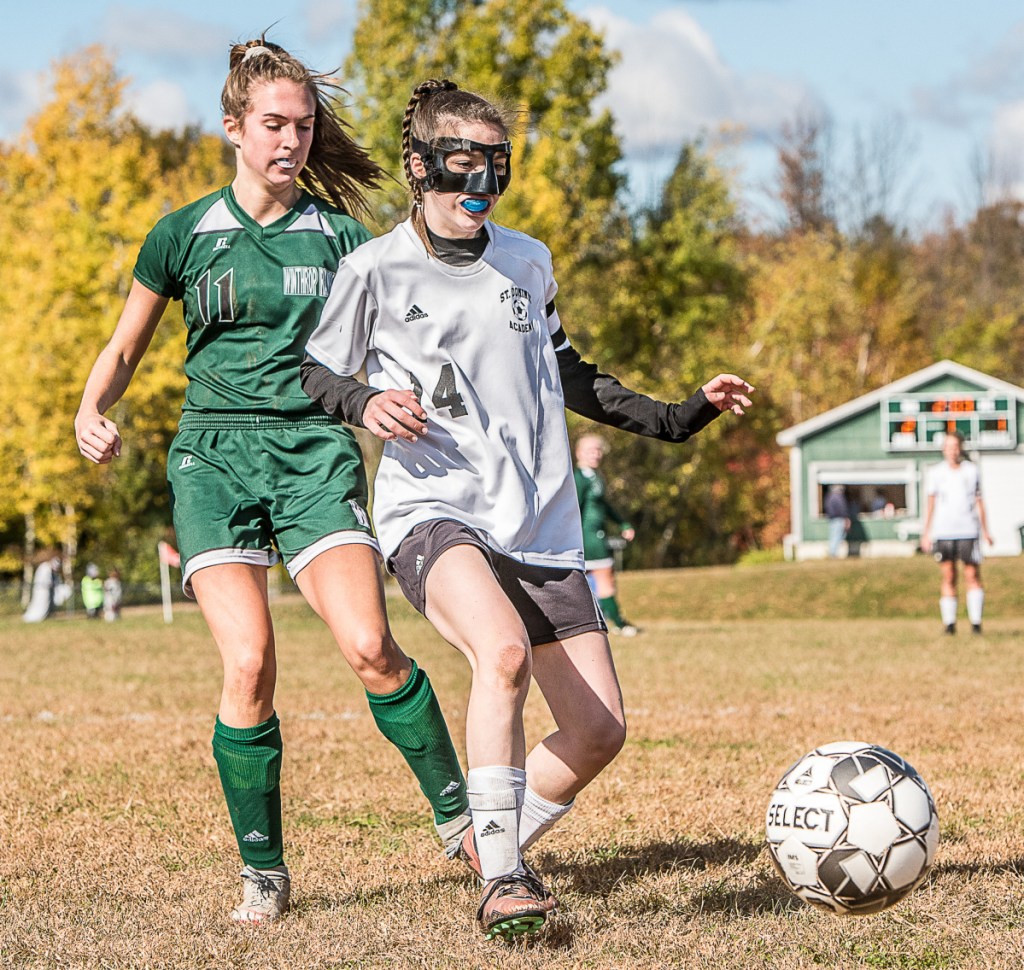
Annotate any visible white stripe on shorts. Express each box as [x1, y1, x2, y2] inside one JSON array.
[[288, 530, 381, 580], [182, 547, 280, 599]]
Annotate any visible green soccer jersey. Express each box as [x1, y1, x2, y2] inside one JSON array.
[[575, 466, 632, 561], [134, 186, 372, 421]]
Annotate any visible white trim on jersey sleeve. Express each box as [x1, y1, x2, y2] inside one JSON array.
[[192, 198, 243, 235], [306, 260, 378, 377], [285, 203, 338, 236]]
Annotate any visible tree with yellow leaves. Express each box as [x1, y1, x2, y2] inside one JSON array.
[[0, 47, 230, 583]]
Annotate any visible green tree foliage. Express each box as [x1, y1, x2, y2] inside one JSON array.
[[571, 143, 761, 566], [0, 48, 231, 578], [344, 0, 626, 266], [742, 221, 926, 428], [915, 202, 1024, 382]]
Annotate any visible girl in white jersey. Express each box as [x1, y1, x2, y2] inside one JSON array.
[[921, 431, 993, 634], [302, 78, 754, 940], [74, 43, 470, 924]]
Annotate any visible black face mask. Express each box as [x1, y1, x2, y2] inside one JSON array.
[[412, 136, 513, 195]]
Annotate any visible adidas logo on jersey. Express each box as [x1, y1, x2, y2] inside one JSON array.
[[178, 454, 196, 470], [479, 819, 505, 837], [404, 304, 428, 322], [242, 830, 269, 843]]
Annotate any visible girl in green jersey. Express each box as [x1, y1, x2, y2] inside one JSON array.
[[75, 38, 469, 923]]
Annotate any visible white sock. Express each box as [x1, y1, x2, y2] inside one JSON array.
[[467, 766, 526, 880], [966, 588, 984, 625], [519, 787, 574, 852], [436, 811, 473, 857], [939, 596, 958, 626]]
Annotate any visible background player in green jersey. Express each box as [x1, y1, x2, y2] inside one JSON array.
[[74, 38, 468, 923], [574, 434, 639, 636]]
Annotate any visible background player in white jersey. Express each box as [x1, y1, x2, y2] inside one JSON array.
[[74, 40, 469, 923], [302, 78, 754, 940], [921, 431, 993, 634]]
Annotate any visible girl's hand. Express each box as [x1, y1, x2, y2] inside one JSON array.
[[75, 412, 122, 464], [363, 389, 428, 442], [702, 374, 755, 416]]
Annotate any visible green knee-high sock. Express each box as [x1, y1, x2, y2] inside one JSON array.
[[599, 595, 625, 627], [366, 660, 468, 824], [212, 714, 284, 869]]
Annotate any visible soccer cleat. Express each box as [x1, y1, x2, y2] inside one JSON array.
[[972, 623, 983, 635], [231, 864, 291, 922], [614, 623, 640, 637], [453, 825, 483, 878], [476, 865, 556, 940], [944, 623, 956, 636]]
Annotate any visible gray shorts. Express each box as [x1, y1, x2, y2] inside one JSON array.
[[934, 538, 981, 564], [389, 519, 607, 646]]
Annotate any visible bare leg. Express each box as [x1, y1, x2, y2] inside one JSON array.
[[192, 563, 276, 727], [295, 543, 410, 693], [423, 544, 532, 768], [589, 564, 616, 600], [526, 630, 627, 805], [297, 542, 468, 827]]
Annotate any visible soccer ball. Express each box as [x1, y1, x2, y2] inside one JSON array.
[[765, 741, 939, 915]]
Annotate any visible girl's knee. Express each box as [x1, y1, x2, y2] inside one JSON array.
[[223, 647, 274, 702], [341, 629, 406, 685], [479, 639, 532, 693], [592, 716, 627, 765]]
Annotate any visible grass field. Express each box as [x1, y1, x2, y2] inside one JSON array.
[[2, 556, 1024, 969]]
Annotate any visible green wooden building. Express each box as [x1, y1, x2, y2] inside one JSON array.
[[776, 360, 1024, 560]]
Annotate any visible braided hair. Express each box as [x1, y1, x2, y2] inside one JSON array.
[[401, 79, 517, 255], [222, 36, 384, 217]]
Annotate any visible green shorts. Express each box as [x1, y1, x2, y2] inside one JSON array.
[[167, 417, 377, 597]]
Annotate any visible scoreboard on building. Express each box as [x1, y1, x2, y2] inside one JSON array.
[[883, 392, 1016, 451]]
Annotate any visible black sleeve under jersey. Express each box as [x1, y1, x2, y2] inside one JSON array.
[[300, 353, 380, 427], [551, 324, 722, 443]]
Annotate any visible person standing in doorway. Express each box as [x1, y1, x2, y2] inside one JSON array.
[[824, 484, 850, 558], [921, 432, 993, 634]]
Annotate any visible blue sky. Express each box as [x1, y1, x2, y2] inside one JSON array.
[[6, 1, 1024, 231]]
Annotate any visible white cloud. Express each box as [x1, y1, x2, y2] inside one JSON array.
[[0, 68, 46, 140], [304, 0, 358, 41], [585, 5, 808, 157], [912, 21, 1024, 130], [101, 5, 226, 62], [989, 99, 1024, 200], [123, 79, 197, 133]]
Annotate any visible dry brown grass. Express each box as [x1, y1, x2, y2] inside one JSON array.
[[2, 558, 1024, 969]]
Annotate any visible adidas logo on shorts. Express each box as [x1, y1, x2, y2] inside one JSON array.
[[404, 304, 428, 322]]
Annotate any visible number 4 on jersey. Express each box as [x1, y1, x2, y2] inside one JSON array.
[[409, 363, 468, 418]]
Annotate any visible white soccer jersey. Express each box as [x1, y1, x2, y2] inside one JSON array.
[[306, 218, 584, 566], [926, 460, 982, 540]]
